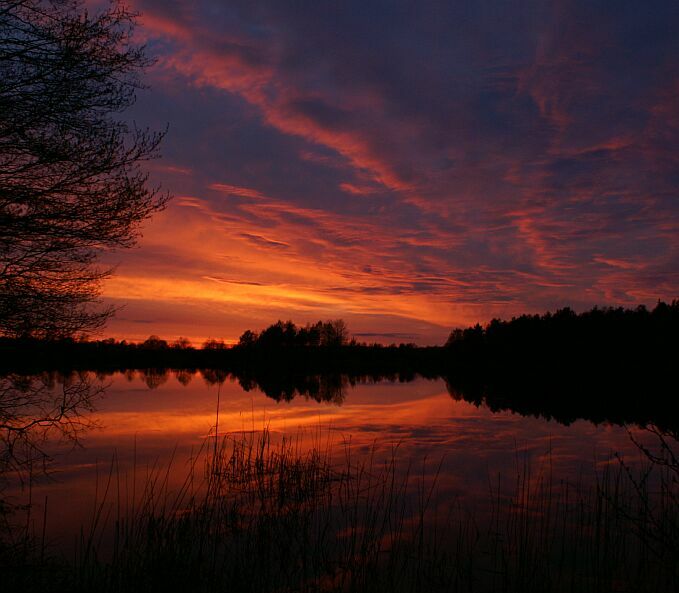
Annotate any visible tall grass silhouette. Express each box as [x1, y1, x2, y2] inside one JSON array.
[[3, 425, 679, 592]]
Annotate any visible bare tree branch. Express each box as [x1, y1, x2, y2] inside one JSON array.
[[0, 0, 169, 338], [0, 371, 104, 480]]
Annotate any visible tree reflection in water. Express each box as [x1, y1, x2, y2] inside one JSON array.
[[0, 372, 104, 478], [0, 369, 678, 591]]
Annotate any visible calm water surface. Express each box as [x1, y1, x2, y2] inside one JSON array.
[[2, 371, 653, 554]]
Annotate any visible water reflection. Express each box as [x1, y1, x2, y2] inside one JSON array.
[[0, 372, 104, 477], [117, 368, 419, 405], [1, 369, 678, 591], [97, 366, 679, 432], [3, 366, 673, 451]]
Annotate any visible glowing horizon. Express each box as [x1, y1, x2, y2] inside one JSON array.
[[92, 1, 679, 345]]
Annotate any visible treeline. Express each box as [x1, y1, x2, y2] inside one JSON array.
[[446, 300, 679, 348], [444, 300, 679, 366], [236, 319, 354, 348], [0, 320, 434, 375], [441, 300, 679, 430], [76, 318, 357, 352], [1, 302, 678, 376], [2, 298, 679, 429]]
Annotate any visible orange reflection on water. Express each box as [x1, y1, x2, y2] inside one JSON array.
[[4, 371, 654, 556]]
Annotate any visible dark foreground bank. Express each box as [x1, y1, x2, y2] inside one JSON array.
[[3, 427, 679, 593]]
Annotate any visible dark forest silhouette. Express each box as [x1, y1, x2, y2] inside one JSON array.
[[3, 306, 679, 592], [2, 301, 677, 369], [2, 301, 678, 430]]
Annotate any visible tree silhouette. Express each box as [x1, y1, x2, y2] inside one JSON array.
[[233, 319, 351, 349], [141, 335, 168, 350], [0, 372, 103, 476], [172, 336, 192, 349], [320, 319, 348, 347], [203, 338, 227, 350], [237, 329, 258, 347], [0, 0, 169, 338]]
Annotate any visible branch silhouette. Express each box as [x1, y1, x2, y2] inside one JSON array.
[[0, 0, 169, 338]]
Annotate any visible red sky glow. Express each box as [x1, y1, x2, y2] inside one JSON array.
[[92, 0, 679, 345]]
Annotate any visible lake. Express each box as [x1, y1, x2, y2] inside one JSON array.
[[2, 370, 677, 592], [0, 372, 656, 541]]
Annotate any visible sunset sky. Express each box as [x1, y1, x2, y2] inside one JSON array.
[[98, 0, 679, 345]]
